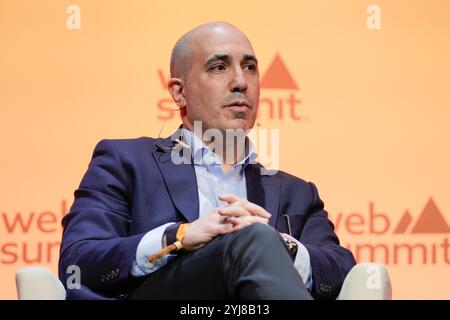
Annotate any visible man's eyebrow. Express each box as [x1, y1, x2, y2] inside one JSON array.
[[204, 54, 258, 66], [242, 54, 258, 64], [204, 54, 231, 66]]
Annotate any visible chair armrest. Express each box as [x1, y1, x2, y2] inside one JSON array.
[[16, 266, 66, 300], [337, 263, 392, 300]]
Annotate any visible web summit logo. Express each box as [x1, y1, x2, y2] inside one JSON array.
[[156, 53, 306, 121], [335, 198, 450, 265]]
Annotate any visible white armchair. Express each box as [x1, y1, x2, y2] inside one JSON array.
[[337, 263, 392, 300], [16, 266, 66, 300], [16, 263, 392, 300]]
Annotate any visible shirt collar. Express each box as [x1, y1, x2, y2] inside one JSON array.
[[181, 127, 257, 172]]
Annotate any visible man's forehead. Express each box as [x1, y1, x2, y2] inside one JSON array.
[[191, 34, 255, 62]]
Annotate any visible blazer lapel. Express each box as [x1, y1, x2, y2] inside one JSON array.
[[245, 164, 280, 227], [152, 133, 280, 226], [152, 135, 199, 222]]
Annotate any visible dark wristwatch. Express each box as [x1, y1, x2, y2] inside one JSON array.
[[280, 233, 298, 260]]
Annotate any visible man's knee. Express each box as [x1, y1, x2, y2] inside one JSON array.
[[222, 224, 290, 278], [214, 223, 284, 258], [234, 223, 281, 244]]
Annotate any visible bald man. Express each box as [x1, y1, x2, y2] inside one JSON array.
[[59, 22, 356, 300]]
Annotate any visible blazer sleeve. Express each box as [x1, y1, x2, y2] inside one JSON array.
[[58, 140, 146, 296], [300, 182, 356, 299]]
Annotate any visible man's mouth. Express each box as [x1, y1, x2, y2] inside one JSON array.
[[225, 100, 251, 110]]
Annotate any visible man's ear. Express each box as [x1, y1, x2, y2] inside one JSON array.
[[168, 78, 186, 110]]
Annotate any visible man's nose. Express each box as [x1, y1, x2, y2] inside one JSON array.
[[229, 67, 248, 93]]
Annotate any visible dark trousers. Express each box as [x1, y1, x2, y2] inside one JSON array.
[[128, 223, 312, 300]]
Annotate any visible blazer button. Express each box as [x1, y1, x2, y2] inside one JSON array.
[[320, 282, 333, 293]]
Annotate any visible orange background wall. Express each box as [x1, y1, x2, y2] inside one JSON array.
[[1, 0, 449, 299]]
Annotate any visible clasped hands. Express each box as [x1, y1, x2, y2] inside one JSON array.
[[181, 194, 272, 251]]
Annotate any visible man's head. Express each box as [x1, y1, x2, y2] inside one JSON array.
[[168, 22, 260, 134]]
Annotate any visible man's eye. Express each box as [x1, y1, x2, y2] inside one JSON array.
[[244, 64, 256, 71], [210, 64, 226, 71]]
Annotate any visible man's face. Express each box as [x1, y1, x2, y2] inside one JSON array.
[[182, 29, 260, 133]]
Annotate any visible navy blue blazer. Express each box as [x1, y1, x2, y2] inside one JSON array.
[[59, 134, 356, 300]]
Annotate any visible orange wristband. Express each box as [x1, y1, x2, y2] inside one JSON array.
[[176, 223, 190, 242], [148, 223, 190, 264]]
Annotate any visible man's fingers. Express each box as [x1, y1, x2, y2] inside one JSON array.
[[236, 215, 269, 225], [218, 205, 249, 217], [228, 215, 269, 229], [247, 215, 269, 225], [240, 202, 271, 219], [227, 201, 271, 219], [218, 194, 272, 219], [228, 217, 250, 231], [215, 223, 234, 235]]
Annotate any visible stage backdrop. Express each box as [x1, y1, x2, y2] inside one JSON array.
[[1, 0, 449, 299]]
